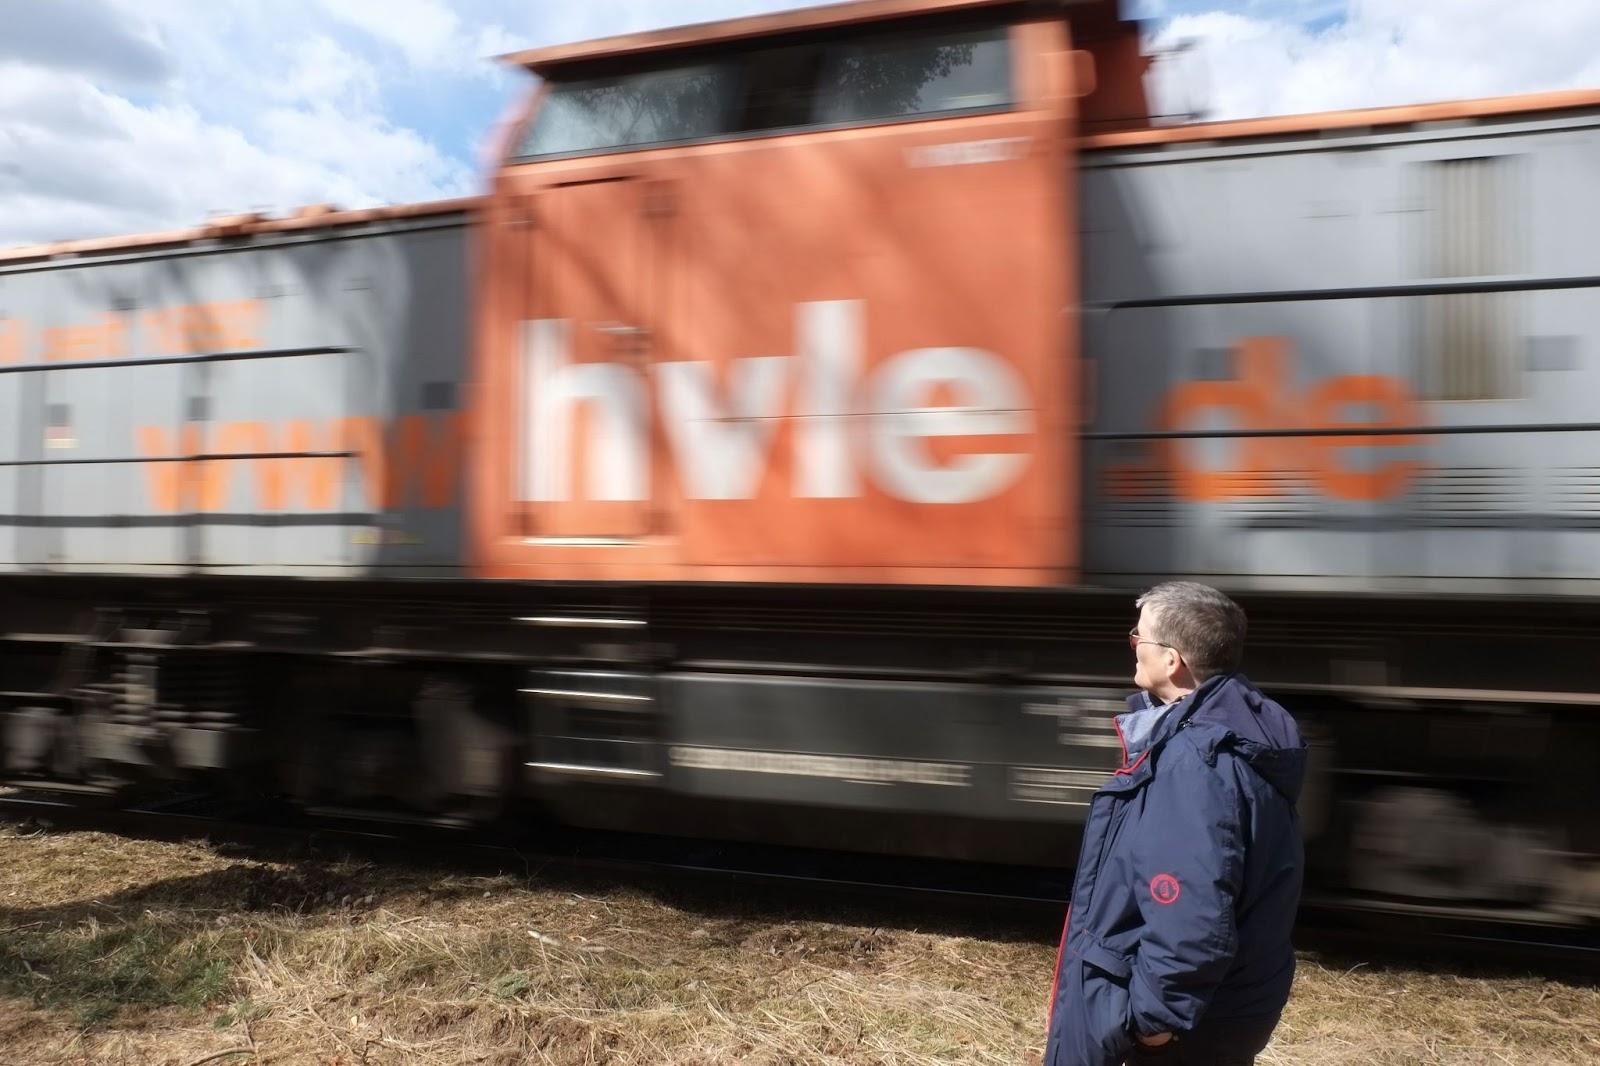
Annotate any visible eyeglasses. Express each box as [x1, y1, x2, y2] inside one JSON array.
[[1128, 627, 1175, 652]]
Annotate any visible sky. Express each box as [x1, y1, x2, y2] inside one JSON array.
[[1, 0, 1598, 248]]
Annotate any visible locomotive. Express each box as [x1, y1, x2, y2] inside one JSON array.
[[2, 0, 1597, 924]]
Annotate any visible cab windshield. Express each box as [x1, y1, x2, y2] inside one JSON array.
[[517, 22, 1012, 160]]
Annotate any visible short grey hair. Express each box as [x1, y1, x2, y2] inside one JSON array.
[[1136, 581, 1247, 682]]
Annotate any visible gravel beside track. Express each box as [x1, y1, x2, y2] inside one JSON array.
[[1, 824, 1596, 1065]]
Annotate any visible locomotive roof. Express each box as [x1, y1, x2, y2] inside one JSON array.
[[1082, 87, 1600, 151], [0, 197, 479, 267], [503, 0, 1082, 75]]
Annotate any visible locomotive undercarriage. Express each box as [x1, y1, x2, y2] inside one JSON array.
[[0, 575, 1596, 925]]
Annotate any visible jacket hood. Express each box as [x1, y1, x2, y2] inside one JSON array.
[[1120, 674, 1307, 805]]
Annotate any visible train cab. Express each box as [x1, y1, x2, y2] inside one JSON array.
[[469, 0, 1144, 586]]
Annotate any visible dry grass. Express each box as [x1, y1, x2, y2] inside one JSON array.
[[1264, 955, 1600, 1066], [0, 823, 1596, 1065]]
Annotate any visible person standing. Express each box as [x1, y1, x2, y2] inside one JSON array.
[[1044, 582, 1307, 1066]]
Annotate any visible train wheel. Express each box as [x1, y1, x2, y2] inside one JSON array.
[[412, 675, 514, 824], [277, 675, 336, 806], [1349, 786, 1561, 904]]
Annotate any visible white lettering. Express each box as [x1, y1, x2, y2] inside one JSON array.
[[656, 355, 789, 499], [670, 745, 971, 787], [868, 347, 1031, 504], [1009, 766, 1102, 807], [522, 319, 647, 501], [519, 303, 1033, 505], [906, 137, 1030, 169], [796, 300, 860, 498]]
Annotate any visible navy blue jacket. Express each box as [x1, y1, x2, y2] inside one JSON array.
[[1044, 674, 1306, 1066]]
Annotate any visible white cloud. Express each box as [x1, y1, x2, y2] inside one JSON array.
[[0, 0, 845, 248], [0, 63, 472, 247], [0, 1, 488, 247], [1150, 0, 1600, 121], [0, 0, 171, 87], [473, 24, 525, 62], [315, 0, 528, 78], [1134, 0, 1345, 22], [4, 0, 1599, 249], [271, 35, 383, 111], [318, 0, 466, 69], [532, 0, 811, 50], [258, 104, 471, 203]]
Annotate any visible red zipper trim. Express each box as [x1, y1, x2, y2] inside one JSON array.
[[1046, 906, 1071, 1025]]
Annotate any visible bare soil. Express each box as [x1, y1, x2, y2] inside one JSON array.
[[0, 824, 1595, 1065]]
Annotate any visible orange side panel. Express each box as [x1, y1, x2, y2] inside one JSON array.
[[469, 19, 1079, 587]]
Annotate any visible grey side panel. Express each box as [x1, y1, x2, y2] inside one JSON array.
[[660, 674, 1123, 823], [36, 363, 187, 569], [0, 216, 470, 577], [0, 375, 22, 572], [1083, 111, 1600, 591]]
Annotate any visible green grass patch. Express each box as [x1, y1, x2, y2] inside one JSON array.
[[0, 916, 241, 1027], [213, 996, 269, 1030]]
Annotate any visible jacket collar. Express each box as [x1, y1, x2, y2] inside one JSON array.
[[1115, 675, 1230, 752], [1108, 675, 1231, 782], [1111, 674, 1309, 803]]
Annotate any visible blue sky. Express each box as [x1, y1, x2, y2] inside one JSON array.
[[1128, 0, 1344, 29], [2, 0, 1598, 246]]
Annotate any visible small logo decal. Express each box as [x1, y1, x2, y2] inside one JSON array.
[[1150, 873, 1181, 905]]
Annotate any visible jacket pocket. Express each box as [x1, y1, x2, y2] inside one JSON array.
[[1079, 941, 1135, 1063], [1081, 941, 1132, 980]]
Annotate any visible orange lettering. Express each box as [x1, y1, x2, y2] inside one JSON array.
[[335, 414, 463, 510], [136, 426, 186, 512], [39, 313, 129, 362], [184, 306, 222, 352], [139, 300, 265, 355], [137, 414, 461, 514], [1303, 375, 1424, 501], [136, 425, 231, 512], [43, 324, 87, 362], [1106, 336, 1424, 503], [1153, 336, 1289, 502], [0, 319, 23, 363], [225, 300, 264, 350], [141, 310, 166, 354], [105, 312, 129, 359], [383, 413, 462, 509], [254, 421, 344, 511]]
